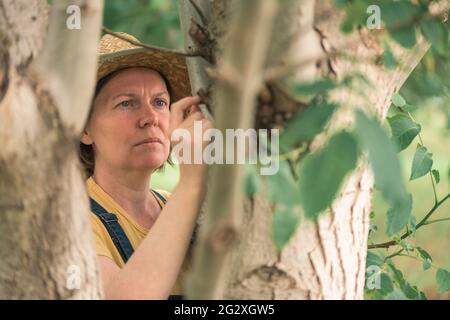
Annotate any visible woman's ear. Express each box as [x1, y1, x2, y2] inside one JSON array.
[[81, 129, 93, 145]]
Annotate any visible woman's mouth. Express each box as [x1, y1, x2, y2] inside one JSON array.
[[136, 137, 163, 146]]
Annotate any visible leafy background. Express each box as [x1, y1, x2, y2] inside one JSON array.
[[103, 0, 450, 299]]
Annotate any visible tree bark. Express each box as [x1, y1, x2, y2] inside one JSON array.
[[184, 0, 279, 300], [184, 0, 432, 299], [0, 0, 103, 299]]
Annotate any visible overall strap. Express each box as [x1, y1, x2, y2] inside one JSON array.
[[90, 195, 183, 300], [151, 189, 167, 205], [89, 198, 134, 264]]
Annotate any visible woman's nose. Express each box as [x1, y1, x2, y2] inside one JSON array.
[[138, 102, 158, 128]]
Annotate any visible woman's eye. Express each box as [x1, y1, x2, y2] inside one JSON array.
[[118, 100, 132, 108], [154, 99, 168, 109]]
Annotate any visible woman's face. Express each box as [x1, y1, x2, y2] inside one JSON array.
[[82, 67, 171, 174]]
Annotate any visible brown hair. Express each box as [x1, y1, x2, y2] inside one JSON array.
[[78, 69, 173, 178]]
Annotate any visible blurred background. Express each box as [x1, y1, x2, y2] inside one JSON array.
[[370, 48, 450, 299], [103, 0, 450, 299]]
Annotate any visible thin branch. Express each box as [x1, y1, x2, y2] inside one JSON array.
[[416, 193, 450, 229], [39, 0, 104, 133], [423, 217, 450, 226], [178, 0, 214, 120], [396, 253, 438, 269], [368, 193, 450, 249], [101, 26, 202, 57], [385, 249, 404, 260], [188, 0, 208, 26]]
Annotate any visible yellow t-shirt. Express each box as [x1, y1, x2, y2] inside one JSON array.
[[87, 176, 187, 295]]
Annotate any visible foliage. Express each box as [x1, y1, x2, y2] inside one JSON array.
[[104, 0, 183, 48], [246, 0, 450, 298]]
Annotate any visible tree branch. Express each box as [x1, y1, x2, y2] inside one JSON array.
[[178, 0, 213, 120], [265, 0, 322, 89], [101, 27, 202, 58], [188, 0, 208, 26], [185, 0, 279, 299], [0, 0, 48, 68], [368, 193, 450, 249], [38, 0, 104, 134]]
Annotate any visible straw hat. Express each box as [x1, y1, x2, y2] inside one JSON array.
[[98, 32, 191, 102]]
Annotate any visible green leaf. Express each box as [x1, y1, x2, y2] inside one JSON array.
[[298, 131, 359, 219], [244, 166, 260, 197], [420, 74, 444, 96], [379, 1, 420, 49], [339, 1, 367, 33], [280, 102, 336, 152], [272, 204, 301, 251], [391, 92, 406, 107], [416, 244, 432, 271], [266, 161, 300, 206], [366, 251, 385, 268], [390, 27, 417, 49], [423, 259, 432, 271], [384, 288, 408, 300], [387, 114, 421, 151], [432, 169, 440, 185], [334, 0, 347, 8], [355, 111, 409, 216], [401, 103, 416, 112], [379, 2, 421, 26], [416, 247, 432, 262], [410, 144, 433, 180], [388, 261, 424, 299], [291, 79, 337, 96], [387, 194, 412, 236], [436, 268, 450, 293], [420, 19, 447, 53], [383, 43, 397, 70], [380, 273, 394, 295]]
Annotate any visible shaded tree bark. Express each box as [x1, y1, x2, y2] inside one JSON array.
[[0, 0, 103, 299], [182, 0, 279, 300]]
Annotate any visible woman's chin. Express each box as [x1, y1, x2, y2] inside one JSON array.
[[135, 159, 166, 171]]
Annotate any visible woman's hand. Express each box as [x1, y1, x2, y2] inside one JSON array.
[[169, 96, 213, 189]]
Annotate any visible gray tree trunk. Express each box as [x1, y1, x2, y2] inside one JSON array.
[[0, 0, 103, 299]]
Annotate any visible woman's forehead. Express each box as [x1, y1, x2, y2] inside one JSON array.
[[93, 67, 169, 108], [106, 67, 167, 90], [102, 68, 167, 95]]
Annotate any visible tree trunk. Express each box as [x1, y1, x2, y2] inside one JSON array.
[[0, 0, 103, 299], [183, 0, 431, 299]]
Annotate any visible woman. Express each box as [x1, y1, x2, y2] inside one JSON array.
[[79, 33, 211, 299]]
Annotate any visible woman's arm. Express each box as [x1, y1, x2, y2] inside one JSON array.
[[98, 96, 212, 299], [99, 179, 204, 299]]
